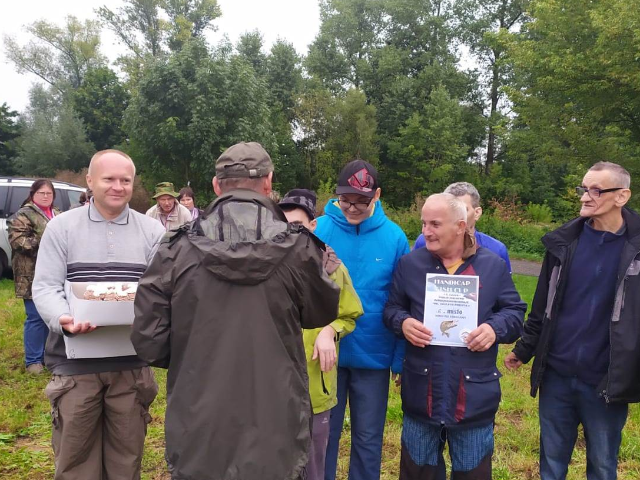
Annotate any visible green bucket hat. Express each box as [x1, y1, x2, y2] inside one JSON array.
[[152, 182, 180, 199]]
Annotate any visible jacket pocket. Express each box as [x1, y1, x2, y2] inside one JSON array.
[[401, 364, 432, 419], [134, 367, 159, 429], [44, 375, 76, 428], [455, 368, 502, 424]]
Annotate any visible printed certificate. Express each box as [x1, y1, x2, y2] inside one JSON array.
[[424, 273, 479, 347]]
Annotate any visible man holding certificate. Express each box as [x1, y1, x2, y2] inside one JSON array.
[[384, 193, 526, 480]]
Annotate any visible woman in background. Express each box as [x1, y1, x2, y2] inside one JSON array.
[[8, 179, 60, 374], [178, 186, 203, 221]]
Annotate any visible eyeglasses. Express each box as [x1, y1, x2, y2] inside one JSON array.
[[35, 191, 54, 197], [575, 186, 624, 198], [338, 197, 373, 211]]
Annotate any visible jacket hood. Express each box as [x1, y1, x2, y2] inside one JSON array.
[[188, 189, 307, 285], [543, 207, 640, 256], [322, 198, 388, 233]]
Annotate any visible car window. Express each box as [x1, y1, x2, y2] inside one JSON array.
[[7, 186, 30, 216], [0, 185, 8, 217], [53, 189, 65, 211], [67, 190, 82, 207]]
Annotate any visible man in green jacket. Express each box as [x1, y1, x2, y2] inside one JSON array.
[[132, 143, 341, 480], [280, 189, 364, 480]]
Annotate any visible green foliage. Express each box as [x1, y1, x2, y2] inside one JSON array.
[[0, 104, 21, 176], [477, 214, 550, 259], [296, 87, 378, 188], [525, 203, 553, 224], [3, 16, 105, 93], [15, 86, 95, 176], [72, 67, 130, 150], [501, 0, 640, 212], [125, 39, 275, 198]]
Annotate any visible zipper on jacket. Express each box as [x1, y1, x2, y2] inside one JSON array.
[[320, 372, 329, 395]]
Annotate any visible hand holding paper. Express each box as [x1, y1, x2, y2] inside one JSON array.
[[59, 314, 96, 335], [465, 323, 496, 352], [402, 318, 433, 348]]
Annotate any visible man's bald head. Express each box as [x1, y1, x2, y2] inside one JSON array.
[[88, 149, 136, 177], [423, 193, 467, 223], [421, 193, 468, 258]]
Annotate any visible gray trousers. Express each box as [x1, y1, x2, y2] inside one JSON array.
[[306, 410, 332, 480], [44, 367, 158, 480]]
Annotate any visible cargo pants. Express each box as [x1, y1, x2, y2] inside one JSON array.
[[44, 367, 158, 480]]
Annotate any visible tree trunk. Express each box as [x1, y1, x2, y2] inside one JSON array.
[[485, 55, 500, 175]]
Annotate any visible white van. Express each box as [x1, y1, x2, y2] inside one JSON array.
[[0, 177, 86, 275]]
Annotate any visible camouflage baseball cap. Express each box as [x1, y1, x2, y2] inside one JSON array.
[[215, 142, 274, 179], [152, 182, 180, 199], [279, 189, 317, 221]]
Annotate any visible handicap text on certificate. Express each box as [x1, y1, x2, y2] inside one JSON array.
[[424, 273, 479, 347]]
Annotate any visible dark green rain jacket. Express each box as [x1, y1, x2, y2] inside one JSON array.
[[132, 189, 340, 480]]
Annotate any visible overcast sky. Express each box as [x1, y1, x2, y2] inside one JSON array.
[[0, 0, 321, 112]]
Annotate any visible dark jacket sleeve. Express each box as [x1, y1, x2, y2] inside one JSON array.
[[131, 247, 172, 368], [511, 251, 555, 363], [483, 263, 527, 344], [298, 238, 341, 330], [383, 257, 412, 338]]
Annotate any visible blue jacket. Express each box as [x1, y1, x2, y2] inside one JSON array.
[[414, 231, 512, 273], [315, 200, 410, 373], [384, 247, 526, 428]]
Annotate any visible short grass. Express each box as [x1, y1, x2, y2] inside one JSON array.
[[1, 275, 639, 479]]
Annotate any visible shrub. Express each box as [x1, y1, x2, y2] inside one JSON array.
[[525, 203, 553, 224], [385, 195, 424, 242], [477, 214, 551, 259]]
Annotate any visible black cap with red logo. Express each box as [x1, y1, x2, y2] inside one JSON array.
[[335, 159, 379, 198]]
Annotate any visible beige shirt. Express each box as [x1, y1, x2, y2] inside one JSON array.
[[146, 202, 192, 231]]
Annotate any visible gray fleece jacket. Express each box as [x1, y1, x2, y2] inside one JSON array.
[[32, 199, 165, 375]]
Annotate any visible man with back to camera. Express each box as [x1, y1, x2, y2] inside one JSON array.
[[384, 193, 525, 479], [505, 162, 640, 480], [314, 159, 410, 480], [32, 149, 166, 479], [414, 182, 511, 273], [132, 142, 341, 480]]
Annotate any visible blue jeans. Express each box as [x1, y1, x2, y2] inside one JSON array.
[[24, 299, 48, 366], [324, 367, 390, 480], [539, 368, 628, 480], [401, 416, 494, 472]]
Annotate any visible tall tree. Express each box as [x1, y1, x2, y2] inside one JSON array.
[[72, 67, 130, 150], [16, 85, 95, 176], [236, 31, 266, 77], [265, 40, 303, 122], [296, 87, 378, 187], [125, 39, 275, 197], [455, 0, 529, 174], [503, 0, 640, 210], [164, 0, 221, 51], [4, 16, 105, 94], [0, 104, 21, 175], [97, 0, 166, 60], [97, 0, 221, 82], [385, 85, 474, 205], [306, 0, 385, 91]]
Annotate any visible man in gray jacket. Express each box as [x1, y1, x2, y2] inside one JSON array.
[[33, 149, 165, 480]]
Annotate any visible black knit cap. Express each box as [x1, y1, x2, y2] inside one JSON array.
[[279, 189, 317, 221], [336, 159, 378, 198]]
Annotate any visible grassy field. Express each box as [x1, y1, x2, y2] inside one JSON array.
[[1, 275, 639, 479]]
